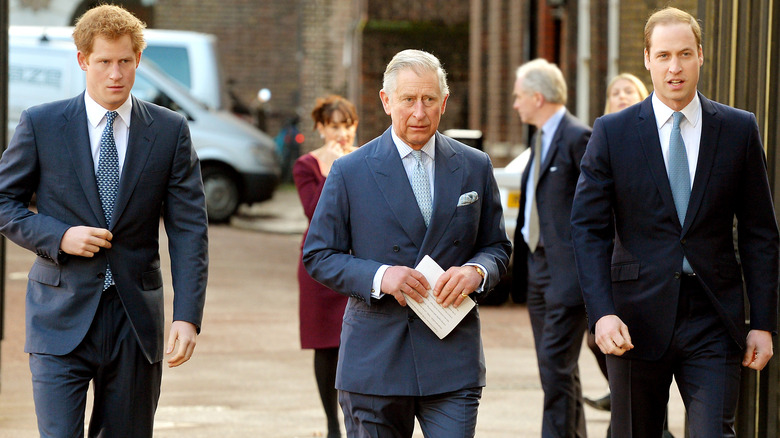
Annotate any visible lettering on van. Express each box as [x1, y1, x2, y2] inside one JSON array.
[[9, 66, 62, 87]]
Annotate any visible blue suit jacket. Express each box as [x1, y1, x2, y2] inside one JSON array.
[[0, 93, 209, 364], [303, 129, 511, 396], [571, 93, 779, 360], [512, 111, 591, 306]]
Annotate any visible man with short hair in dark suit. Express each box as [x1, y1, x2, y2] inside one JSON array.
[[511, 58, 592, 437], [304, 49, 511, 437], [571, 7, 778, 437], [0, 5, 208, 437]]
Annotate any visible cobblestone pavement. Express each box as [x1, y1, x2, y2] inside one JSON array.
[[0, 187, 685, 437]]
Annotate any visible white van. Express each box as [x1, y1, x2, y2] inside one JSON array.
[[8, 36, 280, 222], [9, 25, 227, 111]]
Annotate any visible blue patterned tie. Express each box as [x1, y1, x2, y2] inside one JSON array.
[[668, 111, 693, 273], [97, 111, 119, 289], [410, 150, 433, 227]]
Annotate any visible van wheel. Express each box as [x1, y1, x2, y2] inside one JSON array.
[[202, 165, 240, 222]]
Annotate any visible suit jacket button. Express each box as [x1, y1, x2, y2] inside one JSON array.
[[681, 239, 687, 244], [393, 245, 400, 252], [674, 272, 681, 279], [453, 240, 460, 246], [97, 272, 105, 279]]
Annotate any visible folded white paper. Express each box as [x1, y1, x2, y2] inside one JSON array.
[[405, 255, 476, 339]]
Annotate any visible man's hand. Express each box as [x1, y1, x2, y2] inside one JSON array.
[[166, 320, 198, 368], [743, 329, 774, 371], [60, 226, 112, 257], [433, 266, 482, 308], [381, 266, 430, 306], [595, 315, 634, 356]]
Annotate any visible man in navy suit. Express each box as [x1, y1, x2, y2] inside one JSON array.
[[304, 49, 511, 437], [0, 5, 208, 437], [511, 58, 591, 437], [571, 7, 778, 437]]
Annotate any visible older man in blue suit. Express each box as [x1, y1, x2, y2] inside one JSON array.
[[0, 5, 208, 437], [571, 7, 778, 437], [304, 49, 511, 437]]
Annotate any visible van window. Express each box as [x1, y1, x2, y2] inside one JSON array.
[[142, 46, 192, 89], [133, 73, 192, 121]]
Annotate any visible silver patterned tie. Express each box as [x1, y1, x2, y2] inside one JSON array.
[[527, 131, 542, 252], [668, 111, 693, 273], [97, 111, 120, 289], [410, 150, 433, 227]]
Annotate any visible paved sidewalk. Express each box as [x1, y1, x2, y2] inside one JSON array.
[[0, 190, 686, 437]]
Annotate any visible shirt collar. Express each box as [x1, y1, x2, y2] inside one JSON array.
[[651, 92, 701, 129], [541, 106, 567, 139], [84, 92, 133, 129], [390, 128, 436, 161]]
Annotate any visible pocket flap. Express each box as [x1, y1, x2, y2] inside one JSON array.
[[28, 259, 61, 286], [611, 263, 640, 282], [142, 268, 163, 290]]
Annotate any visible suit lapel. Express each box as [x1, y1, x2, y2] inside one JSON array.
[[636, 98, 680, 228], [538, 114, 566, 180], [366, 129, 427, 247], [111, 97, 157, 228], [62, 94, 106, 227], [418, 133, 462, 262], [683, 94, 720, 234]]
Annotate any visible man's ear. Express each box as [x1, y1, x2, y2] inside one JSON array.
[[77, 51, 88, 72], [379, 89, 392, 116]]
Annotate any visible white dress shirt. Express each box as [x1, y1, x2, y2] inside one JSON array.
[[652, 92, 702, 186], [84, 93, 132, 177], [521, 106, 566, 247]]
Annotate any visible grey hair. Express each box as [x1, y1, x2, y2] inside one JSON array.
[[515, 58, 567, 105], [382, 49, 449, 99]]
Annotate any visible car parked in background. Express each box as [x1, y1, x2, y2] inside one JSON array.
[[8, 35, 280, 222], [492, 147, 530, 241]]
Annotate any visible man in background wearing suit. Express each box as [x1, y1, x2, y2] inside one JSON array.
[[571, 7, 778, 437], [0, 5, 208, 437], [304, 49, 511, 437], [511, 59, 592, 437]]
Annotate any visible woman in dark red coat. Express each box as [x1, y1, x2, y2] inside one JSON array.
[[293, 95, 358, 438]]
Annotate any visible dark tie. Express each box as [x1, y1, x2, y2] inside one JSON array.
[[97, 111, 120, 289], [527, 131, 543, 252], [410, 150, 433, 227], [668, 111, 692, 273]]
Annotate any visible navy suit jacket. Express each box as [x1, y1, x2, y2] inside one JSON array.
[[0, 93, 209, 364], [571, 93, 779, 360], [303, 128, 511, 396], [513, 111, 591, 306]]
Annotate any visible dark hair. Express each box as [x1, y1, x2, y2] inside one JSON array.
[[311, 95, 358, 128]]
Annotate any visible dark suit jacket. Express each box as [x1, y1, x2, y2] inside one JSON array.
[[303, 128, 511, 396], [512, 111, 591, 306], [0, 93, 209, 364], [571, 93, 779, 360]]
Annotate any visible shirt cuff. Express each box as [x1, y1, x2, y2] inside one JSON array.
[[372, 264, 390, 299], [464, 263, 488, 293]]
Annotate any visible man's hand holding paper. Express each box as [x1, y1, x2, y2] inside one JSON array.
[[434, 266, 482, 308], [381, 265, 430, 306]]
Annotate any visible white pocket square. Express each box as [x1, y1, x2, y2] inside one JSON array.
[[457, 191, 479, 206]]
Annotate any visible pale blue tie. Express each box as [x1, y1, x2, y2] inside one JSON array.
[[97, 111, 120, 289], [410, 150, 433, 227], [668, 111, 693, 274]]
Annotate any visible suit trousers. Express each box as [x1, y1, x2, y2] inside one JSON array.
[[339, 387, 482, 438], [526, 247, 588, 438], [29, 286, 163, 438], [607, 275, 742, 438]]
